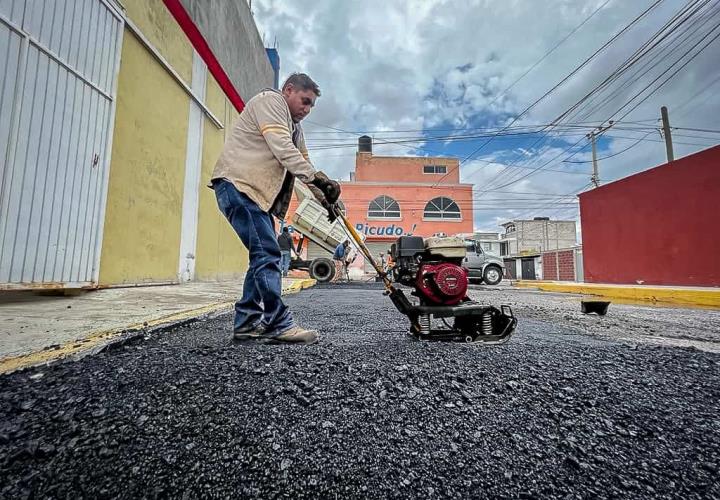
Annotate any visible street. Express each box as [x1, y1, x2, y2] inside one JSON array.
[[1, 283, 719, 499]]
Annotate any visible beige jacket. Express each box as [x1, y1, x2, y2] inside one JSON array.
[[210, 88, 316, 218]]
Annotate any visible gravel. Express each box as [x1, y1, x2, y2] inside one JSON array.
[[467, 283, 720, 351], [1, 282, 719, 499]]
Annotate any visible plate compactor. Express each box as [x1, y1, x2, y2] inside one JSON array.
[[333, 206, 517, 344]]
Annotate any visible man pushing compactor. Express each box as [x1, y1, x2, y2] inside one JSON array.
[[209, 73, 340, 345]]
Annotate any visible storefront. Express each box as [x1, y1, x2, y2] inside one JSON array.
[[291, 136, 475, 275]]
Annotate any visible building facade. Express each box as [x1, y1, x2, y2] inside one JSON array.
[[579, 145, 720, 286], [290, 136, 475, 271], [0, 0, 273, 289], [541, 247, 583, 282], [470, 232, 501, 255], [499, 218, 577, 280]]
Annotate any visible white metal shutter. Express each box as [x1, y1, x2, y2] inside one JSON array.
[[363, 242, 392, 273], [0, 0, 123, 287]]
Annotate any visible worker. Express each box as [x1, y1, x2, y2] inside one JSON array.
[[385, 250, 394, 280], [210, 73, 340, 345], [277, 226, 294, 278], [379, 252, 387, 273], [333, 240, 350, 282], [344, 246, 357, 281]]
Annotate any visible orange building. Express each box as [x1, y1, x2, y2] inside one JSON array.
[[288, 136, 474, 272]]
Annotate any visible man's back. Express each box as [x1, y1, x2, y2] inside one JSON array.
[[211, 89, 315, 218]]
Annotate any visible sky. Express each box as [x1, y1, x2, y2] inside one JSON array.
[[252, 0, 720, 234]]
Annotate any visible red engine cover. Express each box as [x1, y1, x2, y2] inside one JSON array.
[[415, 263, 468, 305]]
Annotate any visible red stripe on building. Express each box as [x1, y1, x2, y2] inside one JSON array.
[[162, 0, 245, 112]]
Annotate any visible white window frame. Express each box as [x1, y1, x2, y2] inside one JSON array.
[[423, 197, 462, 221], [423, 165, 448, 174], [367, 195, 401, 220]]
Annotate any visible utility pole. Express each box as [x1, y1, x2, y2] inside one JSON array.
[[589, 132, 599, 188], [661, 106, 674, 162], [587, 121, 614, 188]]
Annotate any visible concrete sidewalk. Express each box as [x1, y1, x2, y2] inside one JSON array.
[[514, 280, 720, 308], [0, 278, 315, 373]]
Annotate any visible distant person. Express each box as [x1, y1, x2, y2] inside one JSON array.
[[385, 251, 394, 280], [333, 240, 349, 282], [209, 73, 340, 344], [277, 227, 294, 278], [344, 246, 358, 281]]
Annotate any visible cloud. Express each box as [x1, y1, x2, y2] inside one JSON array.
[[253, 0, 720, 231]]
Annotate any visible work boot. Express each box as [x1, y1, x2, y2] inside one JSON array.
[[233, 323, 267, 341], [263, 325, 319, 345]]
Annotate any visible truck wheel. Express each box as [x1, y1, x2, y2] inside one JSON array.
[[483, 265, 503, 285], [309, 258, 335, 283]]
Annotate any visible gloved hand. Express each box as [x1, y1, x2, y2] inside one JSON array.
[[307, 184, 327, 205], [323, 201, 339, 223], [311, 171, 341, 205], [307, 184, 338, 223]]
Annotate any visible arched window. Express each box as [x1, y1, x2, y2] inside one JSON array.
[[424, 197, 461, 220], [505, 224, 516, 234], [368, 195, 401, 218]]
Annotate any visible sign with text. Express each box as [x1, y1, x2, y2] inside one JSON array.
[[355, 222, 417, 238]]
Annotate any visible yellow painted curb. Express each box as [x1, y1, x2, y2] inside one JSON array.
[[0, 301, 233, 375], [514, 281, 720, 308], [282, 278, 317, 295]]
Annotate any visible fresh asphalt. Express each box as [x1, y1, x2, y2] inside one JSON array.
[[1, 282, 718, 499]]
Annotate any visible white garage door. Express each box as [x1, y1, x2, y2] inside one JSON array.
[[0, 0, 123, 288], [363, 242, 392, 274]]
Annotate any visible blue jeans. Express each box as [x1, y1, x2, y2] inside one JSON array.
[[213, 180, 293, 333], [280, 251, 291, 277]]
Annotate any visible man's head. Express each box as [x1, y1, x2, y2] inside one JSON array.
[[282, 73, 320, 123], [343, 240, 349, 247], [282, 227, 289, 233]]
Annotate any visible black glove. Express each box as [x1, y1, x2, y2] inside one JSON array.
[[322, 200, 339, 223], [307, 185, 337, 223], [307, 184, 327, 205], [311, 171, 341, 205]]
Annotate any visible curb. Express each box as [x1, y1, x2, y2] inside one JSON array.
[[283, 278, 317, 295], [0, 301, 233, 375], [0, 278, 317, 375], [514, 281, 720, 308]]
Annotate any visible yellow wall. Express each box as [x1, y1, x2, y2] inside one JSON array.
[[99, 29, 189, 285], [194, 75, 248, 281], [119, 0, 193, 83], [99, 2, 251, 285]]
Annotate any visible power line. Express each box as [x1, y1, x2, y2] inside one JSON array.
[[609, 19, 720, 122], [467, 0, 719, 193], [557, 0, 716, 125], [477, 0, 711, 190], [673, 71, 720, 116], [435, 0, 665, 186], [561, 131, 654, 162]]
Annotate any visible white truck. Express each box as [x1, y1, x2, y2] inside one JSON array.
[[287, 183, 348, 282], [462, 239, 505, 285]]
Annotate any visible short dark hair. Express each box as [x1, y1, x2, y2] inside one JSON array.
[[282, 227, 289, 233], [282, 73, 321, 96]]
